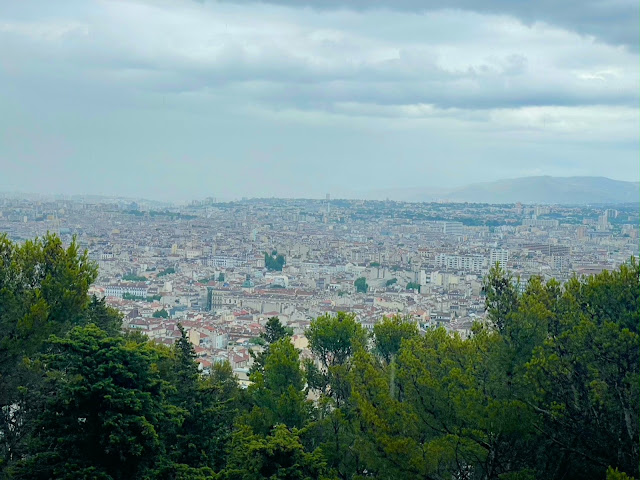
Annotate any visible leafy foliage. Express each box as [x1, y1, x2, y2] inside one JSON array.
[[0, 234, 637, 480], [224, 425, 331, 480], [122, 273, 147, 281], [158, 267, 176, 277], [306, 312, 368, 371], [353, 277, 368, 293], [249, 317, 293, 375], [405, 281, 420, 291], [372, 315, 418, 363], [264, 252, 285, 271], [261, 317, 294, 345], [245, 338, 311, 434], [86, 294, 123, 336], [9, 325, 168, 479], [0, 233, 98, 468], [123, 292, 161, 302], [483, 263, 520, 333]]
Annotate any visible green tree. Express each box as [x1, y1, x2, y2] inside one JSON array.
[[385, 278, 397, 287], [305, 313, 369, 479], [10, 325, 169, 479], [123, 273, 147, 281], [0, 234, 97, 376], [352, 327, 536, 480], [306, 312, 368, 372], [223, 425, 332, 480], [305, 312, 368, 406], [372, 315, 418, 364], [86, 294, 123, 336], [483, 263, 520, 334], [153, 308, 169, 318], [354, 277, 368, 293], [264, 253, 285, 272], [123, 292, 161, 302], [246, 338, 311, 434], [0, 234, 98, 466], [158, 267, 176, 277], [249, 317, 293, 375], [261, 317, 293, 344], [524, 261, 639, 479], [405, 282, 420, 291], [607, 467, 635, 480], [161, 326, 241, 474], [218, 273, 225, 282], [480, 260, 639, 479]]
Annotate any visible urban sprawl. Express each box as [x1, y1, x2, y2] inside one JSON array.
[[2, 195, 637, 386]]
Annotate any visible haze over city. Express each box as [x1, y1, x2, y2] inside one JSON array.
[[1, 0, 638, 201]]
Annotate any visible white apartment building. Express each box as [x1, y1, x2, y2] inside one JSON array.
[[489, 249, 509, 266], [205, 255, 242, 268], [442, 222, 464, 237], [105, 283, 148, 298], [435, 254, 486, 272], [522, 218, 559, 228]]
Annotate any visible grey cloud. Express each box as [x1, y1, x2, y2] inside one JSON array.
[[3, 1, 636, 115], [217, 0, 639, 50], [4, 24, 635, 115]]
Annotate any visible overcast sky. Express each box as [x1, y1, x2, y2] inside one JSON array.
[[1, 0, 637, 201]]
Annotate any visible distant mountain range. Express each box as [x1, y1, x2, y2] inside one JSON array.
[[361, 176, 639, 205]]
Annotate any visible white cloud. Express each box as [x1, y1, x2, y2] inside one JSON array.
[[0, 20, 88, 40]]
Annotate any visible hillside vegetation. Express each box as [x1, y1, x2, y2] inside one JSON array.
[[0, 233, 637, 480]]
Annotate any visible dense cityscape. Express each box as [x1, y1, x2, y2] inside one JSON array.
[[1, 0, 638, 477], [1, 194, 637, 383]]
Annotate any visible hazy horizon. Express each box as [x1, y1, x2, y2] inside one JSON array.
[[2, 0, 638, 202], [1, 174, 637, 205]]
